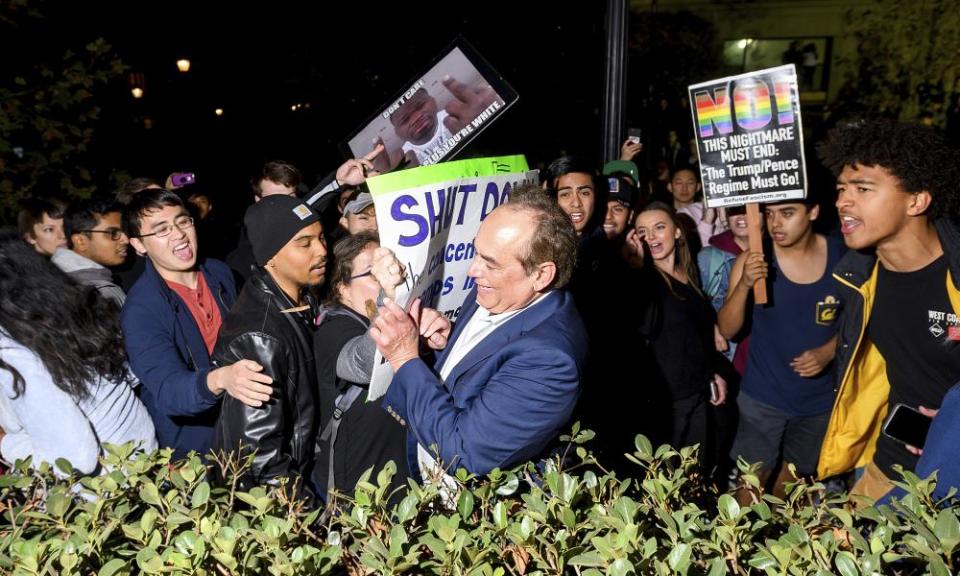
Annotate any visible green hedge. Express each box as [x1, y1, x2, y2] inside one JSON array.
[[1, 426, 957, 575]]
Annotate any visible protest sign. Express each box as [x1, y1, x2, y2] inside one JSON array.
[[344, 39, 518, 174], [688, 64, 806, 209], [364, 155, 537, 400]]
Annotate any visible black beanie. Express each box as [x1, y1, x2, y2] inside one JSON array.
[[244, 195, 319, 266]]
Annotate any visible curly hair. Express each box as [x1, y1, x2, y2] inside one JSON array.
[[816, 119, 960, 221], [0, 227, 130, 400]]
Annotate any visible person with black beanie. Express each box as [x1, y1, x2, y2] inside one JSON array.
[[211, 195, 328, 500]]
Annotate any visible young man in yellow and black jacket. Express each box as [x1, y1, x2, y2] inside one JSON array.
[[816, 120, 960, 500]]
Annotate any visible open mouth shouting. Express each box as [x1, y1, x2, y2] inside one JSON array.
[[840, 214, 862, 235], [172, 241, 194, 262]]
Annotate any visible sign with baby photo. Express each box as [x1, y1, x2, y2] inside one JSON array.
[[364, 155, 537, 400], [343, 38, 518, 174]]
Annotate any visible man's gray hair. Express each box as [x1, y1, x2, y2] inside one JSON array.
[[505, 183, 579, 289]]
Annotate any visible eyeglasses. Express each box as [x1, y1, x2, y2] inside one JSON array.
[[137, 215, 195, 239], [349, 270, 374, 281], [76, 228, 126, 241]]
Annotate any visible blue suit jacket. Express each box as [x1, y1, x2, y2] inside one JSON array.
[[121, 259, 236, 459], [382, 289, 588, 476]]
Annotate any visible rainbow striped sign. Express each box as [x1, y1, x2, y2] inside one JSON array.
[[688, 65, 806, 208]]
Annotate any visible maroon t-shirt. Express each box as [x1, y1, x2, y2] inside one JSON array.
[[709, 230, 750, 374], [166, 273, 223, 355]]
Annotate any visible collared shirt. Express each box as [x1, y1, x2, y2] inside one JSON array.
[[418, 291, 553, 482], [437, 293, 544, 379], [165, 274, 222, 355]]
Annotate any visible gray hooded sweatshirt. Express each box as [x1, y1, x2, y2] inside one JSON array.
[[51, 248, 125, 307]]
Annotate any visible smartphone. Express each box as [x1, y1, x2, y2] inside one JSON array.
[[627, 128, 643, 145], [709, 379, 719, 403], [882, 403, 933, 448], [170, 172, 196, 188]]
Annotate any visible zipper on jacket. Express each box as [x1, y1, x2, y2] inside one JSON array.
[[831, 271, 868, 400]]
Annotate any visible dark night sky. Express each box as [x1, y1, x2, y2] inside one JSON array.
[[20, 2, 611, 205]]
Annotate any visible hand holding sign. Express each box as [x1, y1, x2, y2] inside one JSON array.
[[364, 155, 535, 401], [739, 252, 768, 290], [442, 75, 499, 134], [370, 297, 451, 370], [371, 246, 405, 299], [337, 143, 385, 186], [370, 138, 397, 174], [689, 65, 806, 305], [370, 298, 420, 372]]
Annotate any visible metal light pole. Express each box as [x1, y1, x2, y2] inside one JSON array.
[[602, 0, 628, 163]]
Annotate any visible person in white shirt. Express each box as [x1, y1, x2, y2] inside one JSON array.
[[390, 88, 454, 167]]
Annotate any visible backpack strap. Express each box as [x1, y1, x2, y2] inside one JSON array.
[[318, 385, 364, 494]]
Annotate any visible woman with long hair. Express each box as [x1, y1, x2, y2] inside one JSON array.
[[627, 202, 728, 470], [0, 227, 156, 474]]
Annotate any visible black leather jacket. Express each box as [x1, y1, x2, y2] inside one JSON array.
[[212, 268, 318, 498]]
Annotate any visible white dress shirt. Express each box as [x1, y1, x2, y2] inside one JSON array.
[[417, 292, 552, 483]]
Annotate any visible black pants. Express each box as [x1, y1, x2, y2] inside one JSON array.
[[671, 392, 709, 465]]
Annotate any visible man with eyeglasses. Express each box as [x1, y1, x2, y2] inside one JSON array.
[[120, 189, 274, 459], [52, 197, 130, 307]]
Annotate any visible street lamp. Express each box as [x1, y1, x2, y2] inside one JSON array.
[[737, 39, 754, 71], [214, 108, 223, 117], [129, 72, 145, 99], [177, 59, 191, 73]]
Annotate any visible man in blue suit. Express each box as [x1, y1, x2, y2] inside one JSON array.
[[371, 184, 588, 477]]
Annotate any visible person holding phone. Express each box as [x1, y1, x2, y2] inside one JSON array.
[[620, 130, 643, 163], [882, 383, 960, 502], [816, 120, 960, 500]]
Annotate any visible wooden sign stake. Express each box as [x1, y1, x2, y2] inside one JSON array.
[[745, 202, 767, 304]]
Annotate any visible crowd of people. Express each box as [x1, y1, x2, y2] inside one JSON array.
[[1, 117, 959, 508]]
